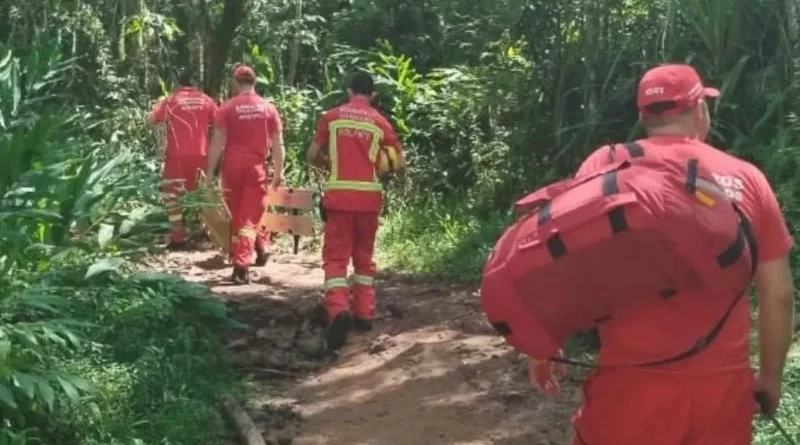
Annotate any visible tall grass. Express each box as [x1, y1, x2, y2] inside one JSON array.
[[376, 198, 511, 281]]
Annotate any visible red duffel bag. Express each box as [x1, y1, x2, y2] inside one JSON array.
[[480, 146, 757, 365]]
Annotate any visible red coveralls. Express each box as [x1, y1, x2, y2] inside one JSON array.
[[150, 87, 217, 243], [313, 96, 403, 323], [214, 91, 282, 268], [570, 136, 793, 445]]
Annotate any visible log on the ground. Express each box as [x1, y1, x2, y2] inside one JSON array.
[[219, 393, 267, 445]]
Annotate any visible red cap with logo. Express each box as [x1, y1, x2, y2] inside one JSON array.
[[637, 64, 719, 117], [233, 64, 256, 82]]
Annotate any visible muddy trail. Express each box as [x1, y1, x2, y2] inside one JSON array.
[[150, 241, 584, 445]]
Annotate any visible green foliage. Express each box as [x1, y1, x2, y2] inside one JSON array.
[[41, 271, 240, 445], [0, 41, 241, 445], [376, 199, 510, 281], [5, 0, 800, 443]]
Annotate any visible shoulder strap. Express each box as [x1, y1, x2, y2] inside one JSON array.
[[606, 141, 646, 163]]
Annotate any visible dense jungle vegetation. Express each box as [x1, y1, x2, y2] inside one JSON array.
[[3, 0, 800, 443]]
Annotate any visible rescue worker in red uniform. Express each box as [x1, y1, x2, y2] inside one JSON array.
[[227, 63, 274, 255], [207, 64, 284, 284], [306, 71, 406, 351], [148, 70, 217, 250], [530, 64, 795, 445]]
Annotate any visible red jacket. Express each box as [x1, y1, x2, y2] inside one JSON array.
[[150, 87, 217, 158], [214, 91, 282, 161], [313, 97, 402, 212]]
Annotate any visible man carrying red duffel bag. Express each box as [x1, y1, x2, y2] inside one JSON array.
[[480, 64, 795, 445]]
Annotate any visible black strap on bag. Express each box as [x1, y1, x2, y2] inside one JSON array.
[[606, 141, 645, 163]]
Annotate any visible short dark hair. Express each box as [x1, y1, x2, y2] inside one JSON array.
[[642, 101, 679, 116], [178, 70, 194, 87], [349, 71, 374, 96]]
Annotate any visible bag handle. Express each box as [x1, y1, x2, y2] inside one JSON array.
[[513, 160, 631, 215]]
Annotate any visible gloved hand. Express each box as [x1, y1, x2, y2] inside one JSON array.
[[528, 350, 567, 397]]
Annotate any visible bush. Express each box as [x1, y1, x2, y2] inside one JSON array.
[[0, 43, 243, 444]]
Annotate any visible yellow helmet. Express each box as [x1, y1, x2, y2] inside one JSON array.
[[377, 146, 400, 176]]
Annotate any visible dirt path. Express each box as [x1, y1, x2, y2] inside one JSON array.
[[151, 243, 583, 445]]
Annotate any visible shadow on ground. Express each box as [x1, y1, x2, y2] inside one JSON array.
[[150, 242, 583, 445]]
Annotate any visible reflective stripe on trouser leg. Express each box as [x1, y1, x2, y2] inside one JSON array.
[[256, 229, 270, 253], [324, 278, 350, 323], [353, 274, 374, 286], [167, 209, 186, 243], [323, 210, 355, 322], [231, 227, 256, 268], [228, 170, 267, 268], [166, 206, 185, 243], [352, 211, 379, 320], [352, 274, 375, 320]]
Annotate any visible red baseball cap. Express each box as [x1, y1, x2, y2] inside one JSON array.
[[233, 64, 256, 82], [637, 64, 719, 117]]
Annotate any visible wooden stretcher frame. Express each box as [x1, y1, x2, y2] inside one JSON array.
[[196, 171, 317, 256], [196, 171, 233, 255], [259, 186, 316, 254]]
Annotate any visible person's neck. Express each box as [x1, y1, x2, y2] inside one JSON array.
[[238, 86, 255, 94], [646, 127, 697, 139]]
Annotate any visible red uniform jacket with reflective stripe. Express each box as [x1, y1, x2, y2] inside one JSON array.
[[313, 97, 403, 212]]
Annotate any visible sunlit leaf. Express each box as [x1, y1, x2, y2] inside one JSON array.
[[98, 223, 114, 248], [85, 257, 123, 278]]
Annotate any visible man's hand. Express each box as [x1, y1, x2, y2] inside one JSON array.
[[755, 371, 782, 415], [312, 152, 330, 170], [207, 127, 226, 179], [754, 254, 794, 415], [528, 351, 567, 397], [270, 171, 284, 189]]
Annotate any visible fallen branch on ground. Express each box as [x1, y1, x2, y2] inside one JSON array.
[[240, 367, 296, 378], [219, 393, 267, 445]]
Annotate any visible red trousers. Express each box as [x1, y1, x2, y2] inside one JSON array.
[[221, 156, 269, 268], [163, 155, 206, 242], [323, 210, 379, 322], [571, 369, 754, 445]]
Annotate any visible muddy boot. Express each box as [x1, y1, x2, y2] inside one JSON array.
[[353, 318, 373, 333], [254, 244, 269, 267], [231, 267, 250, 285], [326, 311, 353, 351]]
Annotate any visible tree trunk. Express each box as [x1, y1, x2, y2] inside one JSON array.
[[204, 0, 248, 97], [286, 0, 304, 86], [786, 0, 798, 45]]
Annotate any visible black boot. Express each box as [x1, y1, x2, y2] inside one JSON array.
[[231, 267, 250, 285], [254, 244, 269, 267], [353, 318, 374, 333], [165, 240, 188, 251], [326, 311, 353, 352]]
